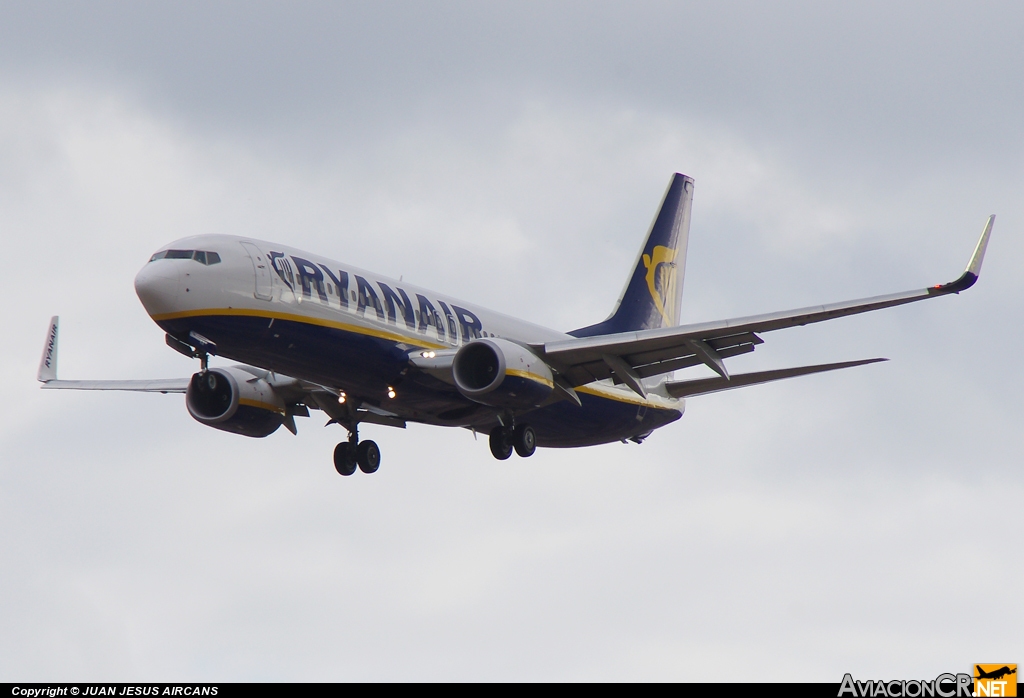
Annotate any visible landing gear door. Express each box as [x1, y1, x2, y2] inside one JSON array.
[[239, 241, 273, 301]]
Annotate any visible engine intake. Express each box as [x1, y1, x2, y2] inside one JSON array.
[[452, 338, 554, 409], [186, 367, 286, 438]]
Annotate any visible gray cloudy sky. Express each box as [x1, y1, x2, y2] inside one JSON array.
[[1, 1, 1022, 682]]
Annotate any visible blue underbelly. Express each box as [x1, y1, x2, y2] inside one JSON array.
[[159, 313, 682, 448]]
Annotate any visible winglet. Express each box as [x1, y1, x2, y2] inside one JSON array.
[[966, 214, 995, 277], [37, 316, 59, 383], [929, 215, 995, 295]]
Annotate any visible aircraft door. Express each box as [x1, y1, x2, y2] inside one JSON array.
[[239, 241, 273, 301]]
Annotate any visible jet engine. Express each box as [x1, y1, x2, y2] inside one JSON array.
[[452, 338, 554, 409], [186, 366, 286, 437]]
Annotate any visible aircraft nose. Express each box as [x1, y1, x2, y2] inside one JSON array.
[[134, 259, 181, 316]]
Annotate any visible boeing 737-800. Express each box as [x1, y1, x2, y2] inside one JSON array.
[[37, 174, 993, 475]]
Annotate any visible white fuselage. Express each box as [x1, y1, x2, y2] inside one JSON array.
[[134, 234, 683, 446]]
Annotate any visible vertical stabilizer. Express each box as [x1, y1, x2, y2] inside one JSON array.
[[570, 173, 694, 337]]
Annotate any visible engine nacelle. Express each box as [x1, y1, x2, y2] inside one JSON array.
[[452, 338, 554, 409], [186, 366, 286, 438]]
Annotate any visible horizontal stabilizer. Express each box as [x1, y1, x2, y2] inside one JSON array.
[[664, 358, 887, 399], [40, 378, 188, 393], [38, 315, 188, 392]]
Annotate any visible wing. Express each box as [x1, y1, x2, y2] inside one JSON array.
[[534, 216, 994, 394]]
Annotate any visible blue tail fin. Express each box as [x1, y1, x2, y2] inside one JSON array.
[[570, 173, 694, 337]]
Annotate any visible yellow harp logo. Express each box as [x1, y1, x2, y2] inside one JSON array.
[[642, 245, 679, 327]]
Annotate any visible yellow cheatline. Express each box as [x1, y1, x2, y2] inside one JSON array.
[[238, 398, 286, 415], [574, 383, 675, 409], [150, 307, 448, 350], [504, 368, 554, 389]]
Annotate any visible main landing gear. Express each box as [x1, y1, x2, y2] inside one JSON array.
[[334, 425, 380, 476], [488, 423, 536, 460]]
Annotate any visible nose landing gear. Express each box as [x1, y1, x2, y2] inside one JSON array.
[[488, 422, 536, 460]]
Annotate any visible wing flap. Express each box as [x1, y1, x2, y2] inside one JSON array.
[[635, 342, 757, 378]]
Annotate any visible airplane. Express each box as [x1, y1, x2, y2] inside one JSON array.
[[37, 173, 994, 476], [975, 666, 1016, 681]]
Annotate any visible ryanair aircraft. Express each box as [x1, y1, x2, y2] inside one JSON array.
[[37, 174, 994, 476]]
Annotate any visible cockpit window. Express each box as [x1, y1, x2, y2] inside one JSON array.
[[149, 249, 221, 265]]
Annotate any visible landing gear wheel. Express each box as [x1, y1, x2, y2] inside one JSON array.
[[334, 442, 357, 476], [513, 424, 537, 458], [489, 426, 513, 460], [357, 440, 381, 474]]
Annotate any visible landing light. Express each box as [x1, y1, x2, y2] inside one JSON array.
[[337, 392, 346, 404], [387, 387, 397, 399], [421, 351, 436, 359]]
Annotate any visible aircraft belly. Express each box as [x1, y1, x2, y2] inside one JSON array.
[[157, 314, 480, 418], [157, 312, 682, 445], [526, 393, 682, 448]]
